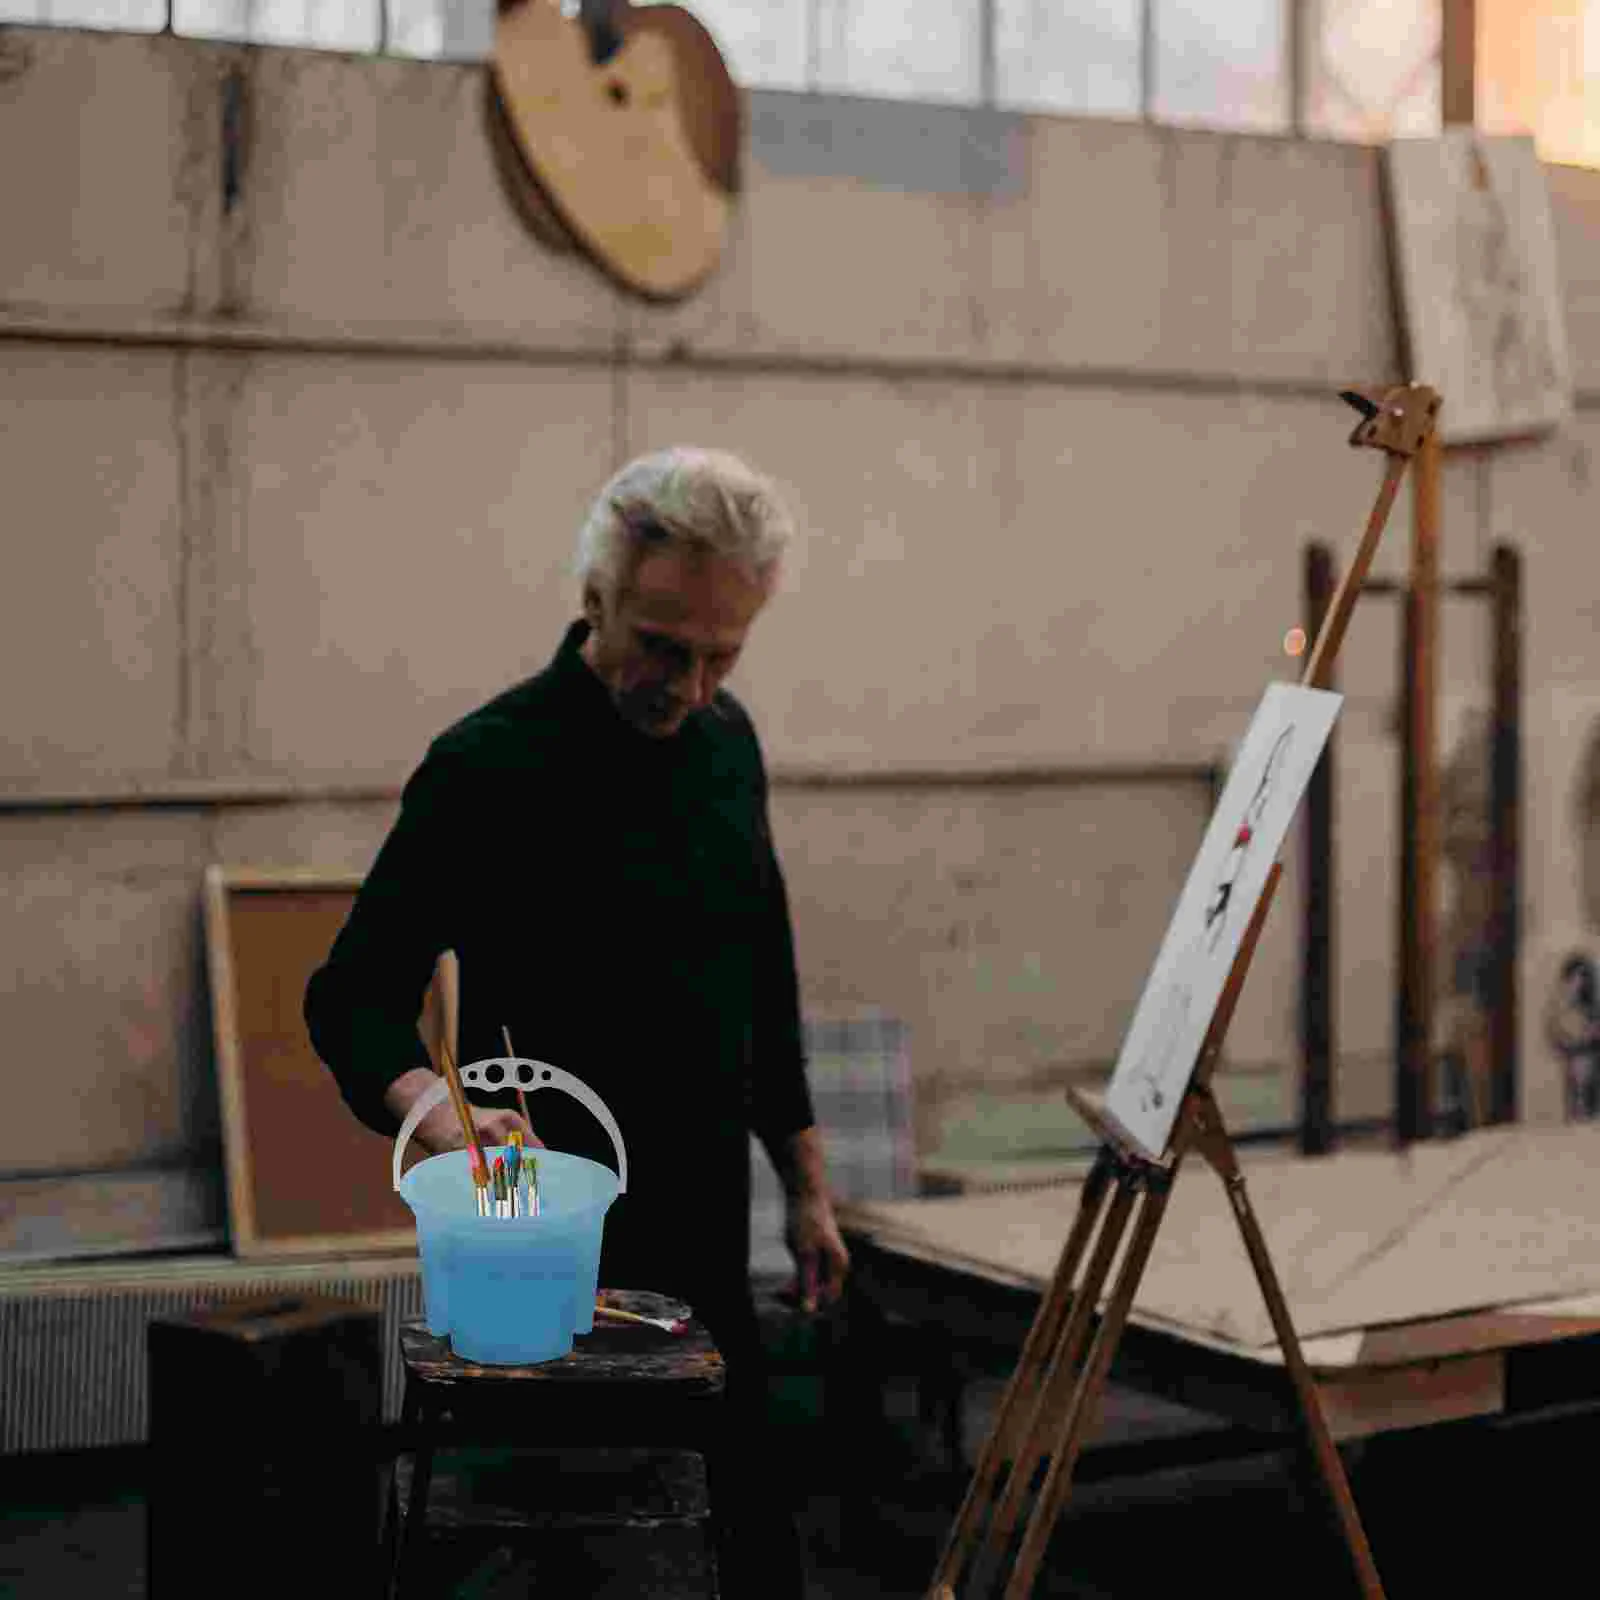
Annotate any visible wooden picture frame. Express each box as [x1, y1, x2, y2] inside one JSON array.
[[203, 865, 434, 1259]]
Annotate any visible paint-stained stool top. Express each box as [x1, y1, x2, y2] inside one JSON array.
[[399, 1290, 724, 1394]]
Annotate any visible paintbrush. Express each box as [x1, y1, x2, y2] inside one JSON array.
[[506, 1135, 523, 1218], [437, 1032, 490, 1213], [467, 1144, 489, 1216], [593, 1303, 688, 1335], [501, 1023, 534, 1131]]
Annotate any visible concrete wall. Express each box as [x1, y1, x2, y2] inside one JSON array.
[[2, 27, 1597, 1257]]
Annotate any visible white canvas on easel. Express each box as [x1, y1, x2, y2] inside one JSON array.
[[1385, 130, 1571, 445], [1105, 683, 1344, 1161]]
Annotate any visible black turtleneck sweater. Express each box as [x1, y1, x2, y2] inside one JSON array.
[[304, 618, 814, 1323]]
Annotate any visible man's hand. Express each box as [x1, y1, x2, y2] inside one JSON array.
[[767, 1125, 851, 1313], [424, 1102, 542, 1156], [784, 1189, 850, 1314], [386, 1067, 543, 1155]]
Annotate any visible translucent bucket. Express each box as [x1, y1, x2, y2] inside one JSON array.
[[391, 1057, 628, 1366]]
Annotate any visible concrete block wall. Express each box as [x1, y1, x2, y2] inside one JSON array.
[[1, 26, 1596, 1257]]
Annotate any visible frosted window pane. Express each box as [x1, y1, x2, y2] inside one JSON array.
[[1151, 0, 1290, 132], [383, 0, 439, 55], [995, 0, 1141, 117], [174, 0, 378, 48], [1305, 0, 1440, 142], [25, 0, 166, 28], [657, 0, 809, 91], [252, 0, 378, 50], [814, 0, 985, 105], [171, 0, 248, 39], [385, 0, 491, 59]]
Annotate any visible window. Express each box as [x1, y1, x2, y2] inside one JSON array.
[[1, 0, 1592, 165], [995, 0, 1142, 118], [1303, 0, 1441, 142]]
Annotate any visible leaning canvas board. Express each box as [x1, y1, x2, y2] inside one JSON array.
[[1385, 130, 1571, 445], [1105, 683, 1343, 1161], [203, 867, 435, 1258]]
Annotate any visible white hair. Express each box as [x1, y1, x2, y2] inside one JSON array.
[[575, 447, 795, 605]]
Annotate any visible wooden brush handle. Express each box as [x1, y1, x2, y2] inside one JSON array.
[[438, 1034, 488, 1174], [594, 1304, 682, 1332], [429, 948, 487, 1173], [502, 1023, 535, 1125], [436, 949, 462, 1066]]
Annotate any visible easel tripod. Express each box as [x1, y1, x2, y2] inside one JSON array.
[[929, 382, 1442, 1600]]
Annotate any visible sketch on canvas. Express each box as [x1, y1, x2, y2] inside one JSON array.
[[1105, 683, 1343, 1161], [1385, 131, 1571, 446]]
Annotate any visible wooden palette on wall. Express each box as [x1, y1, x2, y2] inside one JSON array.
[[488, 0, 740, 300], [203, 867, 432, 1258]]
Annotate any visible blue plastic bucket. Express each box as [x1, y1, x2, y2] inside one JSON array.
[[391, 1057, 628, 1365]]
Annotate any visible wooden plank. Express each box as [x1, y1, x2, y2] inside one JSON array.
[[841, 1125, 1600, 1352], [1356, 1309, 1600, 1367], [1318, 1351, 1503, 1441], [843, 1205, 1600, 1380]]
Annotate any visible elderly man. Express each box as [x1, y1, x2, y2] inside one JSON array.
[[304, 446, 848, 1595]]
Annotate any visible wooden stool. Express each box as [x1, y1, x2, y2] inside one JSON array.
[[385, 1289, 727, 1599], [147, 1293, 384, 1599]]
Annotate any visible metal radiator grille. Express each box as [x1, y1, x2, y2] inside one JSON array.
[[0, 1257, 424, 1453]]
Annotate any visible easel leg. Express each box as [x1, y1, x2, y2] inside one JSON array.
[[926, 1147, 1116, 1599], [1002, 1166, 1175, 1600], [968, 1171, 1142, 1593], [1186, 1090, 1386, 1599]]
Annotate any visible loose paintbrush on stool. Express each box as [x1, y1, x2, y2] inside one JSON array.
[[593, 1303, 688, 1335]]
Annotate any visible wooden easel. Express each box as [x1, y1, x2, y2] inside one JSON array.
[[928, 381, 1442, 1600]]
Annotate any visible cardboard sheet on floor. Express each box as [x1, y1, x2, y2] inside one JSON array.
[[849, 1124, 1600, 1350]]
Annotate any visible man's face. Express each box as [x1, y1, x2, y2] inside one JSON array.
[[582, 545, 771, 738]]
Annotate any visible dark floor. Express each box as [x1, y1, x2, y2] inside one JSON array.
[[2, 1373, 1595, 1598]]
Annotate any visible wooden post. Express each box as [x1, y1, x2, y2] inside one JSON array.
[[1488, 543, 1521, 1122], [1301, 541, 1337, 1155], [1397, 429, 1441, 1143], [1442, 0, 1477, 127]]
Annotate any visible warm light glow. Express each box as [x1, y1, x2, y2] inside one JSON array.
[[1284, 627, 1307, 657], [1478, 1, 1600, 169]]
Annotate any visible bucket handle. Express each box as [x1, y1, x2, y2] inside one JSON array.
[[392, 1057, 628, 1195]]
